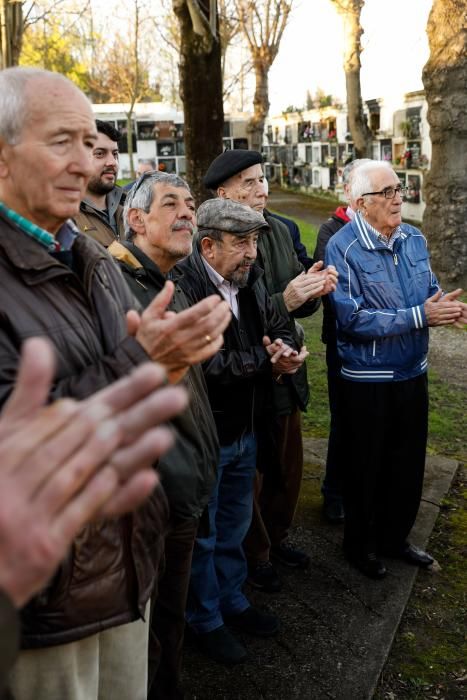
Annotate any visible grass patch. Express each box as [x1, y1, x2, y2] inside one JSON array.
[[268, 209, 318, 256]]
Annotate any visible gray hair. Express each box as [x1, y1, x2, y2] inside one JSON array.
[[138, 158, 156, 168], [123, 171, 191, 239], [349, 160, 395, 202], [342, 158, 372, 184], [0, 67, 84, 145]]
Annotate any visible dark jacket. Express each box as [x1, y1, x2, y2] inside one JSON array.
[[314, 206, 350, 344], [0, 214, 168, 649], [109, 240, 219, 522], [265, 209, 314, 270], [259, 212, 319, 414], [0, 592, 18, 698], [74, 186, 126, 247], [175, 244, 297, 445]]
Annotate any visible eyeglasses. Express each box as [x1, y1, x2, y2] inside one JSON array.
[[361, 186, 408, 199], [129, 169, 158, 199]]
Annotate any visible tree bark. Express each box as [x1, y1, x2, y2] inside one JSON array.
[[174, 0, 224, 205], [0, 0, 23, 69], [249, 58, 269, 152], [333, 0, 372, 157], [422, 0, 467, 288]]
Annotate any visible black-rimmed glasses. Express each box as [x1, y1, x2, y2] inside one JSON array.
[[128, 170, 159, 200], [361, 186, 408, 199]]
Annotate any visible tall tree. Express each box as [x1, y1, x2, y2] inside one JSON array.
[[330, 0, 372, 157], [0, 0, 23, 68], [172, 0, 224, 204], [422, 0, 467, 288], [235, 0, 293, 152]]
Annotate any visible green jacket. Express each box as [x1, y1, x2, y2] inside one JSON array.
[[259, 212, 320, 414], [109, 241, 219, 524]]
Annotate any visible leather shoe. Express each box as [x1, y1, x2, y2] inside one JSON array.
[[391, 543, 434, 568], [247, 561, 282, 592], [194, 625, 247, 665], [323, 499, 345, 524], [345, 550, 387, 579], [224, 606, 280, 637], [271, 541, 310, 569]]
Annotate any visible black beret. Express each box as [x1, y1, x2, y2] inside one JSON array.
[[203, 150, 263, 189]]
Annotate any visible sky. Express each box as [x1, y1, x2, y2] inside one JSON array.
[[267, 0, 433, 115]]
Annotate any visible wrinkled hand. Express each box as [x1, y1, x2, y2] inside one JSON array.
[[424, 289, 462, 327], [0, 337, 188, 608], [131, 281, 232, 376], [439, 288, 467, 328], [308, 260, 338, 296], [263, 335, 298, 363], [273, 344, 309, 375]]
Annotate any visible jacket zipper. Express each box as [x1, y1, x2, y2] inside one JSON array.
[[372, 340, 376, 357]]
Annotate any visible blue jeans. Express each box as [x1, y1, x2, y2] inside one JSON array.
[[186, 433, 257, 634]]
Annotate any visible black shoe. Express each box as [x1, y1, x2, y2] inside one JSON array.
[[345, 550, 387, 579], [391, 543, 434, 568], [194, 625, 247, 665], [224, 606, 280, 637], [247, 561, 282, 592], [323, 500, 345, 524], [271, 542, 310, 569]]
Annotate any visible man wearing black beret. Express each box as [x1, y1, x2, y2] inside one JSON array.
[[204, 150, 338, 592]]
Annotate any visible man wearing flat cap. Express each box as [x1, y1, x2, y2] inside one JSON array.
[[203, 150, 338, 592], [176, 198, 308, 664]]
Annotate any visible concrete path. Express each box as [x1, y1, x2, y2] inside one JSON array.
[[183, 441, 459, 699]]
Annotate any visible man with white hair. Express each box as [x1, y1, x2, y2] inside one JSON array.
[[325, 159, 466, 579], [0, 66, 226, 699], [314, 159, 371, 523]]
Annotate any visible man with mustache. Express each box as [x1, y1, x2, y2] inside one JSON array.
[[176, 198, 308, 664], [109, 170, 228, 698], [74, 120, 125, 246]]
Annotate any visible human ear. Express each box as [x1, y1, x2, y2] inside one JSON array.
[[127, 208, 146, 234]]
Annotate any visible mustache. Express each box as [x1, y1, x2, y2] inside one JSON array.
[[171, 220, 195, 232]]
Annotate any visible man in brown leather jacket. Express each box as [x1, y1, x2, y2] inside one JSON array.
[[74, 120, 126, 246], [0, 66, 228, 700]]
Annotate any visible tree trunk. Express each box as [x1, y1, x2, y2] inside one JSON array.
[[174, 0, 224, 205], [249, 58, 269, 153], [336, 0, 372, 157], [0, 0, 23, 69], [422, 0, 467, 288]]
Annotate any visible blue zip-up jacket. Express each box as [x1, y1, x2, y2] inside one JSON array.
[[325, 214, 440, 382]]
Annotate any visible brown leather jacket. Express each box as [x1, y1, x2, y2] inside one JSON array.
[[74, 186, 125, 247], [0, 213, 168, 649]]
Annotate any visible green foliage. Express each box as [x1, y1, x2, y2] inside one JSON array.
[[20, 21, 90, 91]]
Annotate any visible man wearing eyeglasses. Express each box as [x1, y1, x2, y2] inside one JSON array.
[[325, 160, 466, 580]]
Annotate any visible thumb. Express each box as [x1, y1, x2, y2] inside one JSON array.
[[263, 335, 271, 347], [428, 289, 443, 303], [145, 280, 175, 319], [126, 309, 141, 337], [2, 338, 55, 421], [308, 260, 324, 273]]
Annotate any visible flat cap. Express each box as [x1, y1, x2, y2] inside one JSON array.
[[197, 199, 269, 237], [203, 150, 263, 189]]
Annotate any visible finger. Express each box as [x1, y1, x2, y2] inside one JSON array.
[[442, 288, 463, 301], [428, 290, 443, 303], [143, 280, 175, 320], [126, 310, 141, 337], [51, 465, 120, 543], [308, 261, 323, 272], [99, 471, 159, 518], [107, 426, 176, 480], [2, 338, 56, 422], [17, 403, 121, 497], [263, 336, 272, 347], [1, 399, 80, 480], [83, 362, 168, 417], [111, 385, 188, 448]]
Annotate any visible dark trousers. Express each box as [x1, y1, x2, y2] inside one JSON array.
[[148, 517, 199, 700], [244, 409, 303, 565], [321, 341, 344, 503], [341, 374, 429, 555]]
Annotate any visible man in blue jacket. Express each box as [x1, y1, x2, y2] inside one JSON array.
[[325, 160, 466, 579]]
